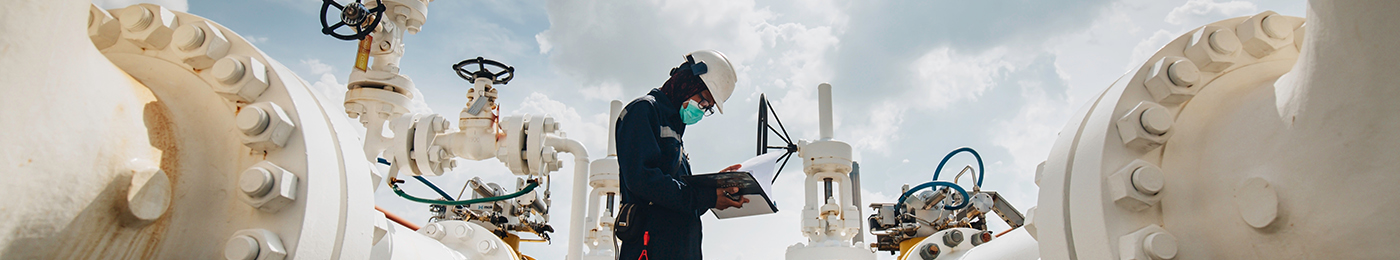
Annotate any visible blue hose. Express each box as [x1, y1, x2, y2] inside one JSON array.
[[931, 147, 985, 187], [413, 176, 455, 201], [894, 180, 969, 211]]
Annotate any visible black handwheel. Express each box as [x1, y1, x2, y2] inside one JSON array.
[[320, 0, 385, 41], [453, 57, 515, 85]]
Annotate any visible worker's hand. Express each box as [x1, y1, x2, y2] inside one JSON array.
[[721, 164, 742, 172], [715, 187, 750, 210]]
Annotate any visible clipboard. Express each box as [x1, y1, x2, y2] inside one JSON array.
[[682, 171, 778, 219]]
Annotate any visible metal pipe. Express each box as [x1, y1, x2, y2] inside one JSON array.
[[606, 192, 616, 216], [850, 162, 864, 244], [467, 177, 496, 198], [607, 100, 621, 156], [547, 136, 590, 260], [818, 83, 833, 140], [824, 177, 834, 202], [376, 206, 420, 231]]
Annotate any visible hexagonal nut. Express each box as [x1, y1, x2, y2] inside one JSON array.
[[1118, 225, 1177, 260], [1024, 206, 1038, 240], [172, 21, 231, 69], [1235, 11, 1302, 58], [1115, 101, 1173, 152], [239, 102, 296, 151], [89, 5, 122, 50], [238, 161, 298, 213], [211, 56, 271, 102], [1183, 26, 1240, 73], [118, 4, 178, 50], [1109, 160, 1163, 212], [225, 229, 287, 260], [1142, 57, 1201, 105]]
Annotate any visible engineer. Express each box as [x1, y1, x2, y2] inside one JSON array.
[[615, 50, 749, 260]]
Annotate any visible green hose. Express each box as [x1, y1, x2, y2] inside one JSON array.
[[390, 179, 540, 205]]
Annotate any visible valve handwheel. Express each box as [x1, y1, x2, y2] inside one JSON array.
[[320, 0, 385, 41], [453, 57, 515, 85]]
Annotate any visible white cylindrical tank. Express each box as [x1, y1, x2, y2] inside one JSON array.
[[0, 1, 468, 259], [1034, 1, 1400, 259]]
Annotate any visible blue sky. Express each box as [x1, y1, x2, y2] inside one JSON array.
[[95, 0, 1305, 259]]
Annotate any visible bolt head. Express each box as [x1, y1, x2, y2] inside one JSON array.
[[422, 223, 446, 239], [477, 240, 497, 255], [1185, 27, 1240, 73], [238, 161, 298, 213], [118, 6, 153, 31], [211, 57, 270, 103], [1261, 15, 1292, 39], [1142, 57, 1201, 105], [241, 102, 296, 152], [1131, 166, 1165, 195], [1139, 107, 1173, 136], [1166, 60, 1200, 87], [454, 224, 472, 238], [239, 167, 274, 197], [227, 229, 286, 260], [1143, 232, 1178, 260], [1209, 30, 1241, 54], [1236, 11, 1297, 58], [172, 25, 205, 51], [943, 229, 964, 247], [1110, 160, 1163, 211], [213, 58, 246, 84], [224, 235, 260, 260], [118, 5, 178, 50], [174, 21, 232, 69], [236, 106, 270, 135], [1116, 102, 1173, 152]]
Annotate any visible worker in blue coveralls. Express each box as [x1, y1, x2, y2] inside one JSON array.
[[616, 50, 749, 260]]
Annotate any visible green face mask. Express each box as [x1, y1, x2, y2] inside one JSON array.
[[680, 100, 704, 125]]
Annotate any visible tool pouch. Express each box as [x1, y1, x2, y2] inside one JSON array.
[[614, 202, 649, 241]]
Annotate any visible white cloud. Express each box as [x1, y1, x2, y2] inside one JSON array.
[[1166, 0, 1258, 25], [909, 47, 1015, 111], [246, 36, 269, 44], [300, 59, 347, 110], [1128, 29, 1178, 71], [991, 81, 1070, 184], [847, 102, 906, 154], [91, 0, 188, 12], [579, 81, 623, 102]]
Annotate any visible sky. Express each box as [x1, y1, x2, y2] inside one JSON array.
[[95, 0, 1305, 259]]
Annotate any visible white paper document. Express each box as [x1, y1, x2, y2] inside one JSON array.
[[710, 151, 786, 219]]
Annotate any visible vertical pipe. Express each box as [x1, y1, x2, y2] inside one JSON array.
[[818, 83, 833, 140], [850, 162, 864, 244], [824, 178, 835, 202], [761, 95, 772, 156], [606, 192, 616, 216], [607, 100, 622, 156]]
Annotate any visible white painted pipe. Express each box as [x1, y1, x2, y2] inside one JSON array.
[[549, 136, 590, 260], [607, 100, 622, 156], [818, 83, 833, 140]]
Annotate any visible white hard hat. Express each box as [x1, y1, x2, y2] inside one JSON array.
[[684, 50, 737, 114]]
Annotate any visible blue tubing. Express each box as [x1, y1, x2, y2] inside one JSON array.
[[413, 176, 455, 201], [894, 180, 969, 212], [931, 147, 986, 188]]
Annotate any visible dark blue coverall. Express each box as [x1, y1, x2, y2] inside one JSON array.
[[616, 89, 717, 260]]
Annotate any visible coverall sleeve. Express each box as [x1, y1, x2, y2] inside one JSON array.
[[616, 103, 716, 214]]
